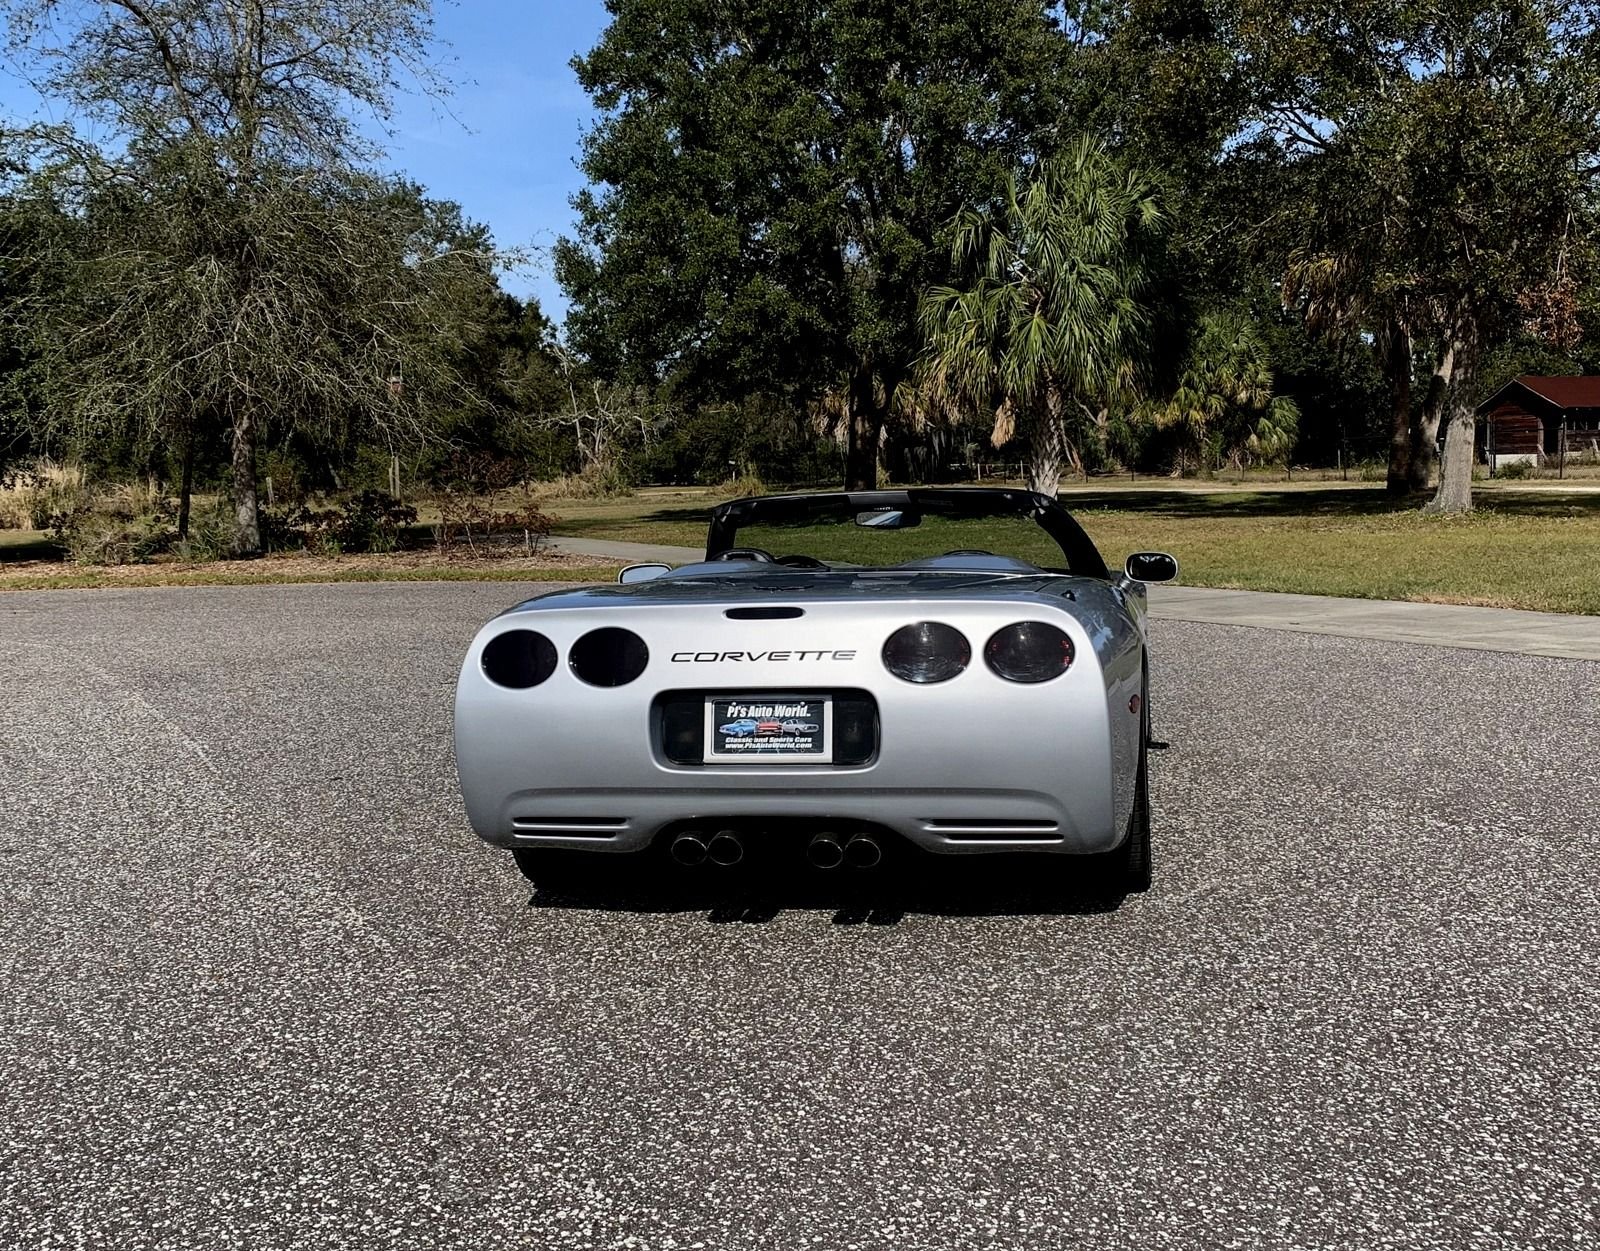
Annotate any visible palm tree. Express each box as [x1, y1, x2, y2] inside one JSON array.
[[918, 137, 1167, 496], [1149, 312, 1300, 475]]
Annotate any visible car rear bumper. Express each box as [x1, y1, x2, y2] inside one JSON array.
[[471, 782, 1121, 856]]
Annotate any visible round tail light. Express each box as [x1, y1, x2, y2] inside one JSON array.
[[481, 629, 558, 689], [882, 622, 970, 684], [569, 627, 649, 687], [985, 622, 1074, 683]]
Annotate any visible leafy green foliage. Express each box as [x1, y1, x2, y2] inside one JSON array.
[[1148, 311, 1299, 470], [557, 0, 1074, 486], [275, 491, 420, 556], [1235, 0, 1600, 509], [0, 0, 492, 552], [919, 137, 1169, 493]]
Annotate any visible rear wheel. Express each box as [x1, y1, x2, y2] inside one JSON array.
[[1092, 675, 1152, 894], [1117, 736, 1153, 893]]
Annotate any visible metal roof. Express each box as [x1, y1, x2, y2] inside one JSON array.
[[1481, 375, 1600, 412]]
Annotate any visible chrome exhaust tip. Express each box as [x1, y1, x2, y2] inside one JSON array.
[[670, 830, 709, 866], [844, 834, 882, 869], [707, 829, 745, 867], [806, 832, 845, 870]]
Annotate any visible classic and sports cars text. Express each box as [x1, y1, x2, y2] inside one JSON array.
[[454, 488, 1177, 891]]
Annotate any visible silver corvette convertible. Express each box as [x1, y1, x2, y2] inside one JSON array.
[[454, 488, 1177, 892]]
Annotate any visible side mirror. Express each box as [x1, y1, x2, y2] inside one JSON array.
[[618, 563, 671, 585], [1125, 552, 1178, 583]]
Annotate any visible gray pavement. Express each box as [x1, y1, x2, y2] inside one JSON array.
[[2, 582, 1597, 1250], [549, 534, 1600, 660]]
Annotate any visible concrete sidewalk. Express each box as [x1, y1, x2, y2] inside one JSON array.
[[546, 535, 1600, 662], [1149, 585, 1600, 662], [547, 535, 704, 566]]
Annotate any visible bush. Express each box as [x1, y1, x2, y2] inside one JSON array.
[[341, 489, 419, 553], [1495, 459, 1534, 480], [535, 462, 632, 500], [173, 503, 237, 561], [719, 470, 768, 499], [0, 467, 38, 529], [269, 490, 419, 555], [53, 483, 178, 565], [434, 489, 556, 556], [0, 462, 95, 530]]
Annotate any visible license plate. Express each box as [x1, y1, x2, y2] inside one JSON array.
[[704, 697, 832, 763]]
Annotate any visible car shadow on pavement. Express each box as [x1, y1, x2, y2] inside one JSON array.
[[523, 853, 1132, 924]]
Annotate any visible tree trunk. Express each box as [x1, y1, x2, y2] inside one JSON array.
[[1408, 339, 1456, 491], [845, 363, 880, 490], [177, 425, 196, 540], [1383, 321, 1413, 495], [1427, 355, 1477, 514], [1029, 388, 1066, 497], [230, 401, 262, 556]]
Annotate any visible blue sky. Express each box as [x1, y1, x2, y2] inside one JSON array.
[[0, 0, 613, 320], [371, 1, 611, 316]]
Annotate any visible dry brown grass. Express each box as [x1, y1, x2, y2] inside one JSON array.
[[0, 546, 616, 591], [0, 461, 88, 529]]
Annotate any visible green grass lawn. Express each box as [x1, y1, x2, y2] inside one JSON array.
[[545, 483, 1600, 616], [0, 529, 62, 562], [6, 480, 1598, 613]]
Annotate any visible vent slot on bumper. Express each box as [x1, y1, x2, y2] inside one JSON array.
[[922, 819, 1062, 843], [657, 689, 878, 767], [511, 817, 629, 839]]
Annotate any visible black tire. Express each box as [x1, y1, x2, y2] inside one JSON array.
[[1119, 734, 1153, 893], [1090, 674, 1153, 894]]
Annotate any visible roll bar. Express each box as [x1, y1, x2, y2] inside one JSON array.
[[705, 487, 1110, 579]]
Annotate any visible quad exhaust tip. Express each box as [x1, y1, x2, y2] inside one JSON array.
[[844, 834, 882, 869], [670, 830, 709, 866], [807, 832, 845, 870], [707, 830, 744, 867], [681, 829, 880, 869]]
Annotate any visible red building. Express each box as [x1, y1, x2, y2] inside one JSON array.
[[1477, 376, 1600, 470]]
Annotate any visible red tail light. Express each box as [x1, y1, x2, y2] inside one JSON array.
[[984, 622, 1074, 683]]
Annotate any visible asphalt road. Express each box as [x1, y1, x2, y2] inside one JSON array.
[[1, 583, 1596, 1251]]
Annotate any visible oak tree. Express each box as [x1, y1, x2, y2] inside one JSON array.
[[0, 0, 492, 551], [556, 0, 1071, 489]]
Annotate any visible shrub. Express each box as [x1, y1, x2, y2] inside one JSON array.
[[1495, 459, 1534, 480], [54, 487, 177, 566], [535, 462, 631, 500], [434, 490, 556, 556], [173, 503, 237, 561], [0, 466, 40, 529], [267, 490, 419, 555], [340, 489, 418, 553], [0, 462, 95, 531], [719, 470, 768, 499]]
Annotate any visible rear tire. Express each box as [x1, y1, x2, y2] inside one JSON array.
[[1091, 677, 1152, 894], [1118, 737, 1152, 893]]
